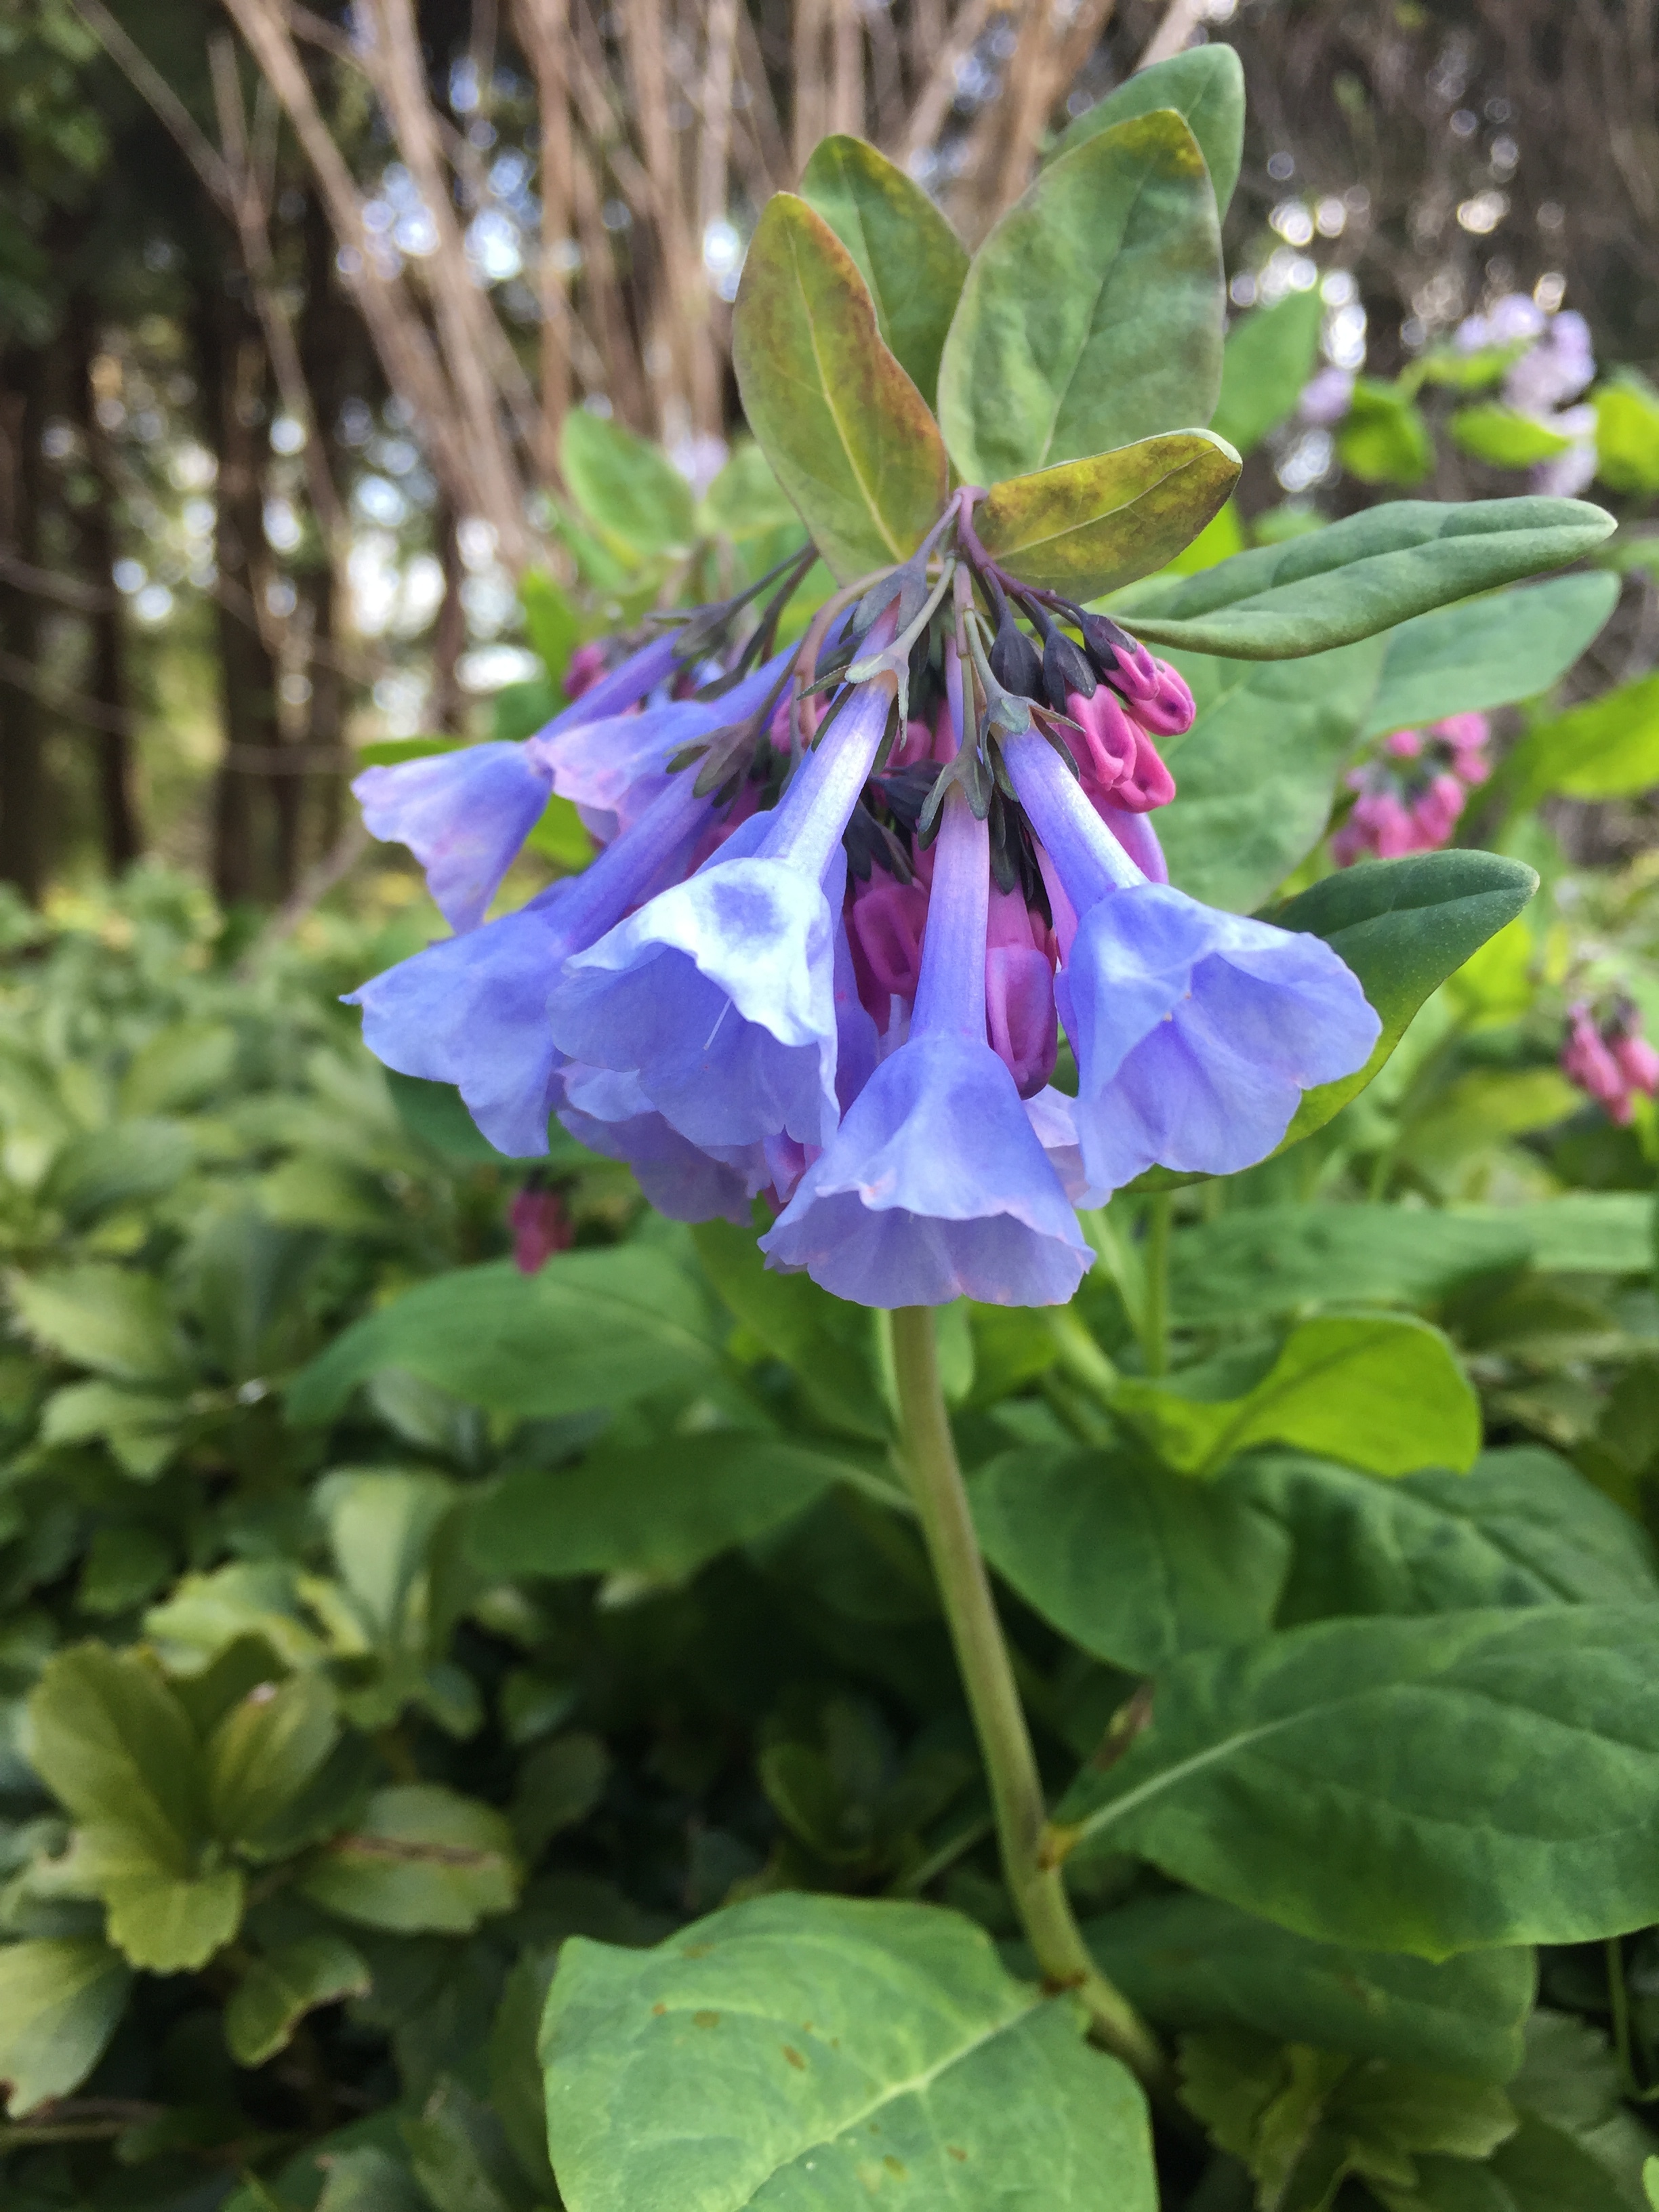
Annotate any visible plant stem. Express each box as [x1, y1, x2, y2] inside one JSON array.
[[1141, 1192, 1172, 1377], [889, 1304, 1168, 2089]]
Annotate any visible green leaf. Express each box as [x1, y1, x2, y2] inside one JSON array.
[[1483, 2114, 1639, 2212], [1338, 377, 1433, 486], [1084, 1895, 1533, 2081], [490, 1948, 560, 2194], [1121, 498, 1615, 659], [1046, 45, 1246, 215], [1456, 1193, 1659, 1276], [1155, 635, 1385, 911], [27, 1642, 205, 1866], [1502, 670, 1659, 804], [511, 1733, 610, 1861], [1210, 290, 1325, 457], [43, 1118, 193, 1227], [1057, 1604, 1659, 1957], [560, 410, 695, 559], [693, 1217, 888, 1441], [524, 792, 596, 870], [77, 1524, 172, 1616], [732, 194, 948, 584], [224, 1934, 371, 2068], [973, 432, 1240, 602], [0, 1938, 133, 2117], [699, 440, 802, 546], [299, 1784, 518, 1933], [206, 1672, 341, 1850], [937, 112, 1223, 485], [386, 1070, 515, 1164], [1448, 404, 1574, 468], [797, 135, 968, 407], [7, 1262, 182, 1383], [1271, 850, 1540, 1149], [1167, 1205, 1534, 1328], [1237, 1446, 1658, 1625], [1112, 1314, 1481, 1481], [68, 1830, 245, 1972], [287, 1253, 720, 1425], [39, 1379, 186, 1481], [402, 2077, 529, 2212], [541, 1891, 1156, 2212], [1595, 371, 1659, 497], [968, 1443, 1286, 1671], [1647, 2151, 1659, 2210], [119, 1019, 237, 1115], [315, 1468, 456, 1648], [520, 568, 579, 692], [1363, 571, 1620, 739], [470, 1435, 848, 1584]]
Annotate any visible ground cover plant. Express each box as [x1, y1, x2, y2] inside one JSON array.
[[12, 41, 1659, 2212]]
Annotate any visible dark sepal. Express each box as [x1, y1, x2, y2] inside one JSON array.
[[1042, 627, 1097, 714], [988, 603, 1043, 700]]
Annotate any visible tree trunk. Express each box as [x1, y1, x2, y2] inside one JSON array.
[[193, 269, 281, 906], [298, 187, 356, 855], [68, 298, 141, 874], [0, 346, 48, 903], [432, 500, 467, 735]]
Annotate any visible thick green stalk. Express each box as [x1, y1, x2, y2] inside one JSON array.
[[889, 1305, 1168, 2089]]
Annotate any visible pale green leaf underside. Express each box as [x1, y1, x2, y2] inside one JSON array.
[[541, 1893, 1156, 2212]]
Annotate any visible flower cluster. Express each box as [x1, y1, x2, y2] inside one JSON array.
[[1561, 999, 1659, 1125], [346, 498, 1380, 1308], [1455, 292, 1598, 496], [1332, 713, 1492, 865]]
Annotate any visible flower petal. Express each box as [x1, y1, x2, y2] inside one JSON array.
[[353, 743, 552, 933]]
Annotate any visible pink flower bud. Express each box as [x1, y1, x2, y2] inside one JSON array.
[[1562, 1005, 1631, 1118], [985, 886, 1059, 1097], [1065, 689, 1139, 791], [1109, 645, 1195, 737], [564, 642, 608, 701], [1612, 1028, 1659, 1098], [1384, 729, 1425, 759], [510, 1185, 573, 1273], [847, 869, 930, 1030]]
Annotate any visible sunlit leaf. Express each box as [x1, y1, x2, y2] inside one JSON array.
[[975, 431, 1240, 600]]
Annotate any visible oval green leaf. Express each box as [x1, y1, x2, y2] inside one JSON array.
[[560, 409, 697, 558], [1046, 45, 1246, 216], [937, 110, 1223, 487], [798, 134, 968, 408], [1363, 570, 1620, 739], [1501, 668, 1659, 805], [975, 430, 1240, 600], [1210, 290, 1324, 457], [733, 193, 948, 583], [541, 1891, 1157, 2212], [1121, 497, 1616, 659], [0, 1939, 134, 2118], [1059, 1604, 1659, 1957]]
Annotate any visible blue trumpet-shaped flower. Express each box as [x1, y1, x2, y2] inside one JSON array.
[[346, 765, 717, 1155], [760, 784, 1091, 1308], [556, 1065, 766, 1224], [546, 678, 895, 1149], [1004, 729, 1380, 1194]]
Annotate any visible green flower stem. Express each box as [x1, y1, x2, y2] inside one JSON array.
[[1142, 1192, 1172, 1378], [889, 1304, 1168, 2090]]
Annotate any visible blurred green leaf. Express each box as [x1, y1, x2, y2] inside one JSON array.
[[522, 793, 594, 870], [386, 1070, 512, 1163], [1124, 499, 1614, 659], [299, 1784, 518, 1934], [1363, 571, 1620, 738], [1059, 1605, 1659, 1956], [7, 1263, 182, 1384], [732, 193, 948, 583], [1595, 371, 1659, 496], [975, 431, 1240, 601], [1166, 1206, 1532, 1327], [939, 111, 1223, 485], [1504, 671, 1659, 804], [224, 1933, 371, 2068], [542, 1891, 1156, 2212], [560, 410, 695, 558], [510, 1732, 609, 1861], [470, 1434, 848, 1583], [697, 440, 801, 544], [693, 1216, 889, 1440], [206, 1672, 340, 1849], [0, 1937, 132, 2118], [287, 1252, 720, 1425], [1046, 44, 1246, 214], [1210, 290, 1324, 457], [1448, 403, 1574, 468], [1111, 1313, 1481, 1480], [798, 134, 968, 407], [119, 1021, 237, 1115], [1086, 1896, 1532, 2081], [39, 1380, 186, 1481], [1338, 378, 1433, 485], [519, 569, 579, 692]]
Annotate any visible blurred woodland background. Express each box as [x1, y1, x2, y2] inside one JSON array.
[[2, 0, 1657, 912]]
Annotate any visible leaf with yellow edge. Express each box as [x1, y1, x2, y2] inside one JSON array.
[[733, 194, 948, 583], [975, 431, 1240, 600]]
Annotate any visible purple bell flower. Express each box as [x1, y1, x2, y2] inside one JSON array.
[[557, 1065, 766, 1225], [346, 764, 717, 1156], [546, 677, 896, 1150], [352, 634, 684, 930], [759, 785, 1092, 1308], [353, 742, 555, 935], [1004, 730, 1380, 1193]]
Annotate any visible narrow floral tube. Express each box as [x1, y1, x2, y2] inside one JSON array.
[[546, 675, 897, 1150], [1004, 729, 1380, 1193], [759, 786, 1091, 1308], [346, 764, 718, 1156]]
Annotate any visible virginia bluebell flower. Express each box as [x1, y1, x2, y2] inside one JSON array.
[[1004, 726, 1380, 1192], [760, 782, 1091, 1307], [556, 1065, 767, 1224]]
